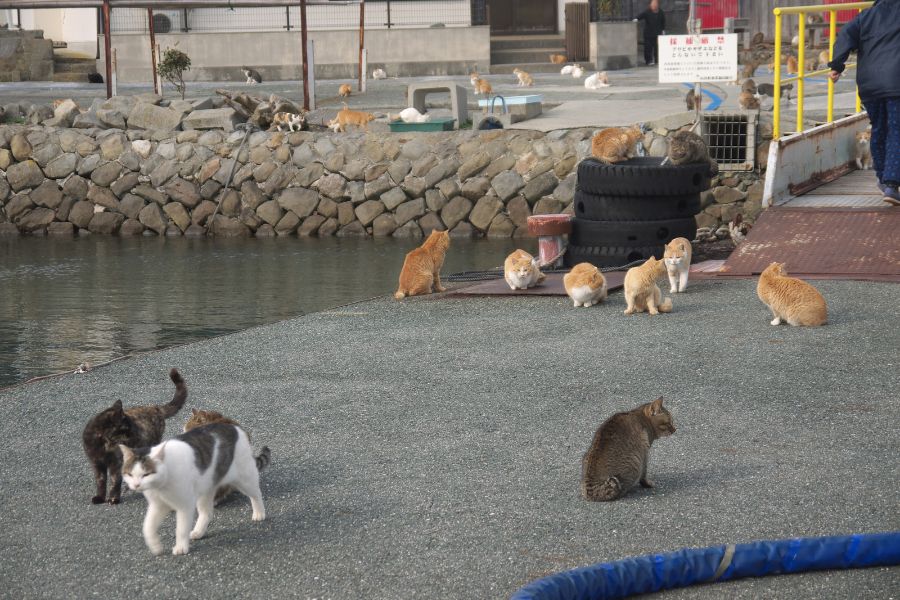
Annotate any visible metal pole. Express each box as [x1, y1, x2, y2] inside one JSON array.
[[386, 0, 391, 28], [111, 47, 118, 95], [796, 11, 805, 132], [102, 0, 112, 98], [300, 0, 309, 110], [358, 0, 364, 90], [306, 39, 316, 110], [826, 10, 836, 123], [148, 8, 159, 95], [774, 10, 782, 138], [284, 6, 290, 30]]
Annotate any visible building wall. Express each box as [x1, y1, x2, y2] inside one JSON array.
[[102, 27, 491, 83], [5, 8, 97, 56]]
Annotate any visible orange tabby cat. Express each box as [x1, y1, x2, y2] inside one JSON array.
[[338, 83, 352, 97], [663, 237, 692, 293], [855, 129, 873, 170], [328, 104, 376, 133], [513, 68, 534, 87], [394, 230, 451, 299], [549, 54, 566, 64], [739, 90, 760, 110], [504, 249, 545, 290], [564, 262, 607, 307], [756, 262, 827, 326], [470, 73, 493, 96], [786, 55, 799, 74], [623, 256, 672, 316], [591, 126, 643, 164]]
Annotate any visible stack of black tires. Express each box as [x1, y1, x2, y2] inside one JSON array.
[[566, 157, 711, 268]]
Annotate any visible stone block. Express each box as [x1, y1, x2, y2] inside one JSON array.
[[440, 196, 473, 230], [182, 108, 242, 132], [469, 196, 503, 231], [355, 200, 385, 226], [127, 103, 184, 131], [278, 188, 319, 218], [7, 160, 44, 192]]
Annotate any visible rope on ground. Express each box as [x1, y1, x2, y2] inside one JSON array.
[[445, 259, 649, 283]]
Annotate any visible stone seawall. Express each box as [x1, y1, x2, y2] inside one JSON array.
[[0, 124, 761, 239]]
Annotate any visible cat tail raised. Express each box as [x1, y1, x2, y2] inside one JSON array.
[[255, 446, 271, 471], [659, 296, 673, 313], [162, 368, 188, 418], [582, 476, 623, 501]]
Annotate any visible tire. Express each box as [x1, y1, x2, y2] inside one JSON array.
[[574, 189, 702, 221], [577, 157, 713, 197], [570, 217, 697, 247], [564, 243, 665, 269]]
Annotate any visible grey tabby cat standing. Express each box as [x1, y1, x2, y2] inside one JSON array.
[[666, 130, 719, 177], [242, 66, 262, 85], [581, 397, 676, 501], [81, 369, 187, 505]]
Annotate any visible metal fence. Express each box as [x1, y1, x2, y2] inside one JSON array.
[[110, 0, 473, 33]]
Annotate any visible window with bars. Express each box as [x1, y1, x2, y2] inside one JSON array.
[[701, 111, 758, 172]]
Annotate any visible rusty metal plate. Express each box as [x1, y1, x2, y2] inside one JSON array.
[[722, 207, 900, 279], [450, 271, 626, 297]]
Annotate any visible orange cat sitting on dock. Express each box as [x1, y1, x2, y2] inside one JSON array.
[[756, 262, 827, 326], [394, 230, 451, 300]]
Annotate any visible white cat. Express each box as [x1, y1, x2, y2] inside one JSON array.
[[584, 72, 610, 89], [571, 64, 584, 78], [121, 423, 268, 556], [560, 65, 574, 75], [372, 68, 387, 80], [396, 107, 431, 124], [663, 237, 692, 293]]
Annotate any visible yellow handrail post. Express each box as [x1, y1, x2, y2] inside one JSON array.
[[856, 7, 863, 113], [827, 10, 836, 122], [774, 9, 782, 138], [796, 12, 805, 132]]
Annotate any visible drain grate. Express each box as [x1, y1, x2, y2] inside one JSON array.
[[702, 111, 758, 172]]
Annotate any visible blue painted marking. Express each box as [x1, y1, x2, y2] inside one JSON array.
[[681, 83, 723, 111]]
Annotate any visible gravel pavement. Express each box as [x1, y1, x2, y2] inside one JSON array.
[[0, 279, 897, 599]]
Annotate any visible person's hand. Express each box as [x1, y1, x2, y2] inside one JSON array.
[[829, 70, 841, 83]]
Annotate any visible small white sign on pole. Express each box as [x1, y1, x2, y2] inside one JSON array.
[[658, 33, 738, 83]]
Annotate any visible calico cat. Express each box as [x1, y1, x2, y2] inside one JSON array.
[[82, 369, 187, 505], [739, 90, 761, 110], [327, 104, 376, 133], [271, 111, 306, 132], [581, 397, 676, 502], [241, 67, 262, 85], [757, 262, 827, 326], [470, 73, 492, 96], [855, 129, 873, 170], [338, 83, 352, 98], [663, 237, 692, 293], [183, 408, 271, 505], [372, 68, 387, 80], [563, 262, 607, 307], [394, 230, 451, 299], [591, 126, 643, 164], [623, 257, 672, 316], [549, 54, 567, 64], [513, 68, 534, 87], [121, 423, 268, 556], [504, 249, 546, 290], [666, 130, 718, 177]]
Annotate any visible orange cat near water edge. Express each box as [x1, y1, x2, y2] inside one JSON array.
[[394, 230, 451, 300]]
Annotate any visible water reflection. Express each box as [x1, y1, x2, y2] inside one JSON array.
[[0, 236, 517, 387]]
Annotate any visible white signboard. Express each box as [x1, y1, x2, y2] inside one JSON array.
[[658, 34, 738, 83]]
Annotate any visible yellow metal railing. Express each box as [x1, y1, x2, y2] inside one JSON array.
[[772, 1, 872, 138]]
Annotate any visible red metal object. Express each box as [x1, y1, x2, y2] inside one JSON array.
[[358, 0, 364, 91], [697, 0, 738, 31], [824, 0, 859, 24], [300, 0, 309, 111], [527, 214, 573, 268], [722, 207, 900, 280]]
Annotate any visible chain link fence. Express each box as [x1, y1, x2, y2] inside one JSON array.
[[111, 1, 473, 34]]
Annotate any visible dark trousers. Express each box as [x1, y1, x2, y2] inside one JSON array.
[[862, 97, 900, 185], [643, 36, 658, 65]]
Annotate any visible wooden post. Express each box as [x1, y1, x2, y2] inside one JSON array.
[[102, 0, 112, 99], [148, 8, 159, 95], [300, 0, 310, 110], [111, 48, 118, 96], [307, 40, 316, 111], [361, 49, 367, 93], [358, 0, 365, 90]]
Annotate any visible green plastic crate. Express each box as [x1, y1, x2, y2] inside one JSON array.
[[388, 117, 455, 132]]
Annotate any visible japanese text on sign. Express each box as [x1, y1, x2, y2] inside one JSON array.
[[658, 34, 738, 83]]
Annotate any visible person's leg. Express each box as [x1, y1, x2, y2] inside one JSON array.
[[651, 36, 659, 65], [862, 98, 886, 183], [644, 37, 654, 65], [882, 98, 900, 186]]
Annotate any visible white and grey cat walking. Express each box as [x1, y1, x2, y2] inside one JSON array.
[[121, 423, 269, 556]]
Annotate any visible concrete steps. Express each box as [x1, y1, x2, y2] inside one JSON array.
[[490, 35, 567, 75], [52, 56, 99, 82]]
